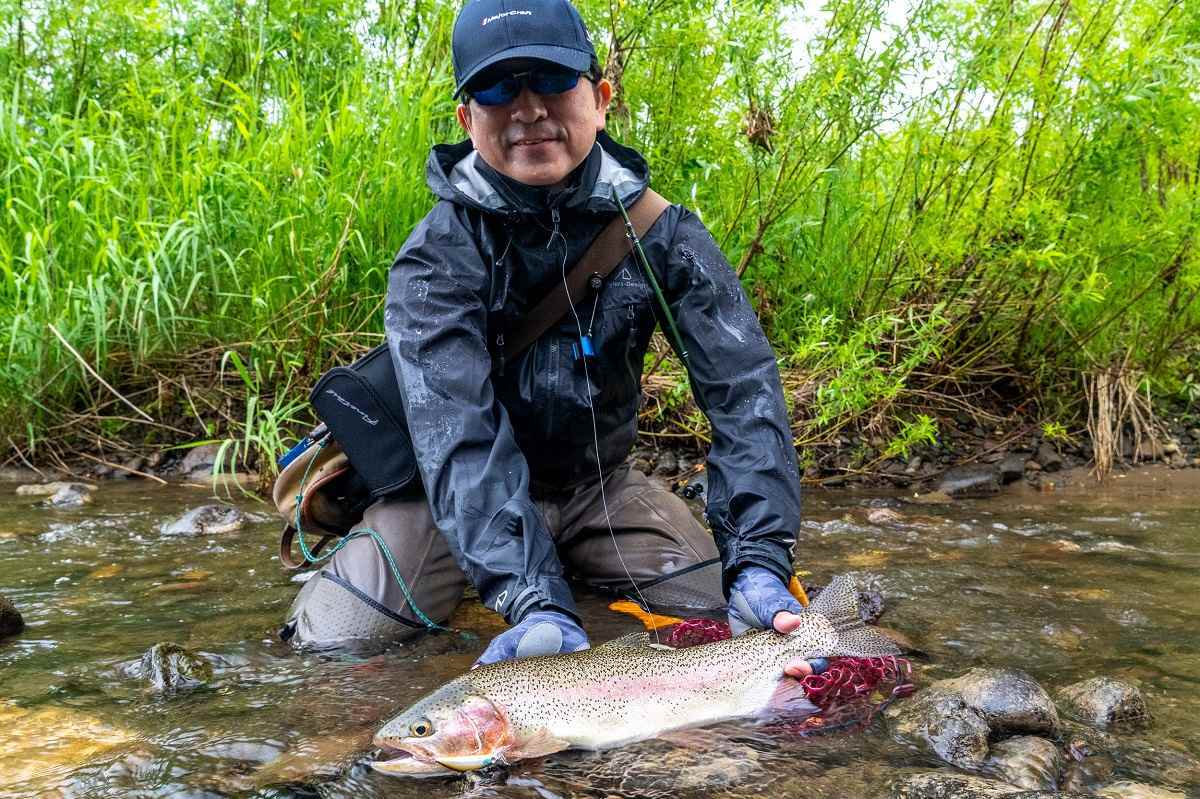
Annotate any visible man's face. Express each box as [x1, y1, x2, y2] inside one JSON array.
[[456, 60, 613, 187]]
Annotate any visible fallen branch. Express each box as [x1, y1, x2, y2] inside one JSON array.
[[48, 323, 154, 423], [75, 451, 168, 485]]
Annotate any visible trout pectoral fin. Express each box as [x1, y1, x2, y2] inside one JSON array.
[[507, 729, 570, 760], [764, 677, 819, 717]]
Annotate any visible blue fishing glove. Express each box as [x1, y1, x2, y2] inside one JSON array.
[[727, 566, 804, 637], [474, 610, 590, 666]]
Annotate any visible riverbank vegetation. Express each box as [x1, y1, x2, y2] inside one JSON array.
[[2, 0, 1197, 481]]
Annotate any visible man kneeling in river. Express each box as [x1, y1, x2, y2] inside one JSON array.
[[281, 0, 809, 675]]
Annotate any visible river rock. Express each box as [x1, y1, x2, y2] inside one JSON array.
[[867, 507, 905, 525], [0, 701, 136, 786], [43, 483, 94, 508], [567, 738, 762, 797], [112, 455, 146, 479], [803, 572, 888, 624], [1060, 722, 1119, 792], [1095, 782, 1185, 799], [16, 481, 97, 497], [139, 642, 213, 692], [652, 450, 677, 476], [888, 771, 1091, 799], [983, 735, 1064, 791], [886, 690, 991, 768], [179, 443, 221, 476], [887, 669, 1059, 770], [0, 595, 24, 639], [909, 490, 955, 505], [1057, 677, 1149, 728], [160, 504, 246, 536], [1035, 443, 1063, 472], [998, 454, 1027, 485], [935, 465, 1001, 497], [937, 668, 1059, 735], [847, 571, 886, 622]]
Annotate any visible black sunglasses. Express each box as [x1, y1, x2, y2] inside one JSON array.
[[468, 67, 589, 107]]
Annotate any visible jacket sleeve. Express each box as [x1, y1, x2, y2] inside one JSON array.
[[384, 201, 576, 624], [659, 207, 802, 593]]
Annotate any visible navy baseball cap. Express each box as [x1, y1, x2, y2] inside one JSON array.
[[452, 0, 598, 97]]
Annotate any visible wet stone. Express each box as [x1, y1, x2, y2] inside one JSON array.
[[161, 504, 246, 536], [889, 771, 1092, 799], [139, 642, 213, 692], [935, 465, 1001, 497], [804, 572, 888, 623], [1057, 676, 1150, 729], [43, 484, 94, 508], [886, 668, 1059, 771], [14, 480, 98, 497], [982, 735, 1064, 791], [1040, 622, 1087, 651], [554, 738, 762, 798], [0, 594, 24, 639], [652, 450, 677, 476], [847, 571, 886, 623], [1035, 442, 1063, 472], [868, 507, 905, 525], [937, 668, 1060, 737], [908, 490, 955, 505], [179, 443, 222, 475], [885, 690, 991, 769], [998, 454, 1027, 485], [1095, 782, 1186, 799], [113, 455, 146, 479], [1058, 721, 1118, 792]]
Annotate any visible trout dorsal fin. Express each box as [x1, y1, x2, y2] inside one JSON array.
[[804, 574, 901, 657], [807, 574, 862, 629]]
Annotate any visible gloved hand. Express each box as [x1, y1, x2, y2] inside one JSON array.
[[474, 610, 589, 667], [727, 565, 805, 637]]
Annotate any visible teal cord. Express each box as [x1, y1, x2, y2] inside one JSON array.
[[292, 438, 444, 631]]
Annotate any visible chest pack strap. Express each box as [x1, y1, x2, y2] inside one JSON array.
[[500, 189, 670, 362]]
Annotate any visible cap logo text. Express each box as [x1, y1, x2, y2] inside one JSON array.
[[482, 10, 532, 25]]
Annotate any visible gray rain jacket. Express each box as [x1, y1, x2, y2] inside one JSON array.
[[385, 132, 801, 624]]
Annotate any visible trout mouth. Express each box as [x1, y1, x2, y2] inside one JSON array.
[[371, 745, 457, 778], [371, 744, 500, 777]]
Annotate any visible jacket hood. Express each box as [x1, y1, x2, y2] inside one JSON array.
[[425, 130, 648, 216]]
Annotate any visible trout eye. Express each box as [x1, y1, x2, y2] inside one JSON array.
[[409, 719, 434, 738]]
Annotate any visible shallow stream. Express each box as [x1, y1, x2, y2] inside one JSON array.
[[1, 468, 1198, 797]]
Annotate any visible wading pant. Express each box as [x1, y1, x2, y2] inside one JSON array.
[[280, 466, 725, 651]]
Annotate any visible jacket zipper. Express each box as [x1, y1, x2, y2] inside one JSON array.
[[546, 206, 563, 442]]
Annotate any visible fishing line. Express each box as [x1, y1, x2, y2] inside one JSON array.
[[292, 438, 444, 631], [549, 209, 661, 645]]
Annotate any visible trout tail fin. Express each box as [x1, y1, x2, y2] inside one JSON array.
[[808, 575, 900, 657]]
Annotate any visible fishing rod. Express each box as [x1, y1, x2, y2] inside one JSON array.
[[612, 190, 691, 370]]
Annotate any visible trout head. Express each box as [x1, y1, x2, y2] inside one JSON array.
[[372, 680, 513, 777]]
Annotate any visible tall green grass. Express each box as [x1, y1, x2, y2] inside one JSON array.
[[1, 0, 1197, 470]]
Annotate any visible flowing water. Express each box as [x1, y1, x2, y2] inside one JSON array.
[[1, 468, 1198, 798]]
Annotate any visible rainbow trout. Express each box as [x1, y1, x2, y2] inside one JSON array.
[[372, 575, 899, 777]]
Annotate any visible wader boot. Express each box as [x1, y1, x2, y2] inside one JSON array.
[[281, 466, 724, 652]]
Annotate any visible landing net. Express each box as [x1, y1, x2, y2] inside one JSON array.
[[664, 617, 915, 734]]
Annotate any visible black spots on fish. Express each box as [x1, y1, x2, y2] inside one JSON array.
[[808, 575, 862, 628], [836, 624, 901, 657]]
